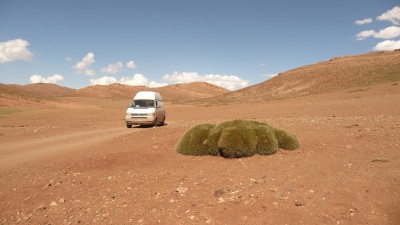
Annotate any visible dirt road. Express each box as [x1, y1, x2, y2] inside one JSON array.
[[0, 82, 399, 224]]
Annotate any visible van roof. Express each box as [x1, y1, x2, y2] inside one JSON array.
[[134, 91, 162, 101]]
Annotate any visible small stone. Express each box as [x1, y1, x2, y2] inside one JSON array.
[[295, 201, 305, 206], [206, 218, 212, 224], [189, 215, 195, 220], [269, 187, 278, 192], [50, 201, 57, 206], [217, 197, 225, 203], [274, 192, 284, 200], [36, 205, 46, 211], [349, 208, 356, 216], [213, 189, 224, 197], [59, 198, 65, 203], [175, 186, 188, 196]]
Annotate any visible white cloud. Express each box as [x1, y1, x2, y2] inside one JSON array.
[[374, 26, 400, 39], [120, 74, 167, 87], [0, 39, 33, 63], [90, 74, 167, 88], [90, 76, 117, 85], [356, 26, 400, 40], [65, 56, 72, 62], [101, 62, 123, 74], [119, 74, 149, 86], [355, 18, 373, 25], [377, 6, 400, 25], [147, 81, 167, 88], [126, 61, 137, 69], [356, 30, 377, 40], [30, 74, 64, 84], [372, 40, 400, 51], [163, 71, 248, 90], [73, 52, 95, 76]]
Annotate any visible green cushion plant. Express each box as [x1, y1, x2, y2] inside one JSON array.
[[177, 120, 300, 158]]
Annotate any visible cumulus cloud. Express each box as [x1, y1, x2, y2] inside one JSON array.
[[356, 26, 400, 40], [355, 18, 373, 25], [373, 40, 400, 51], [90, 74, 167, 88], [377, 6, 400, 25], [374, 26, 400, 39], [126, 61, 137, 69], [120, 74, 167, 87], [356, 30, 377, 40], [90, 76, 117, 85], [0, 39, 33, 63], [30, 74, 64, 84], [119, 74, 148, 86], [163, 71, 248, 90], [73, 52, 95, 76], [101, 62, 124, 74]]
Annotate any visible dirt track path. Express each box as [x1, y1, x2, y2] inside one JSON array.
[[0, 127, 139, 168]]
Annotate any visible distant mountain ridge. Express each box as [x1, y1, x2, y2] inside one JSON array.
[[75, 82, 228, 103], [0, 82, 229, 106], [197, 50, 400, 104], [2, 50, 399, 107]]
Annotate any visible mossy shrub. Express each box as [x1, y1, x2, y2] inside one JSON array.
[[176, 120, 300, 158], [176, 124, 215, 156], [274, 128, 300, 150]]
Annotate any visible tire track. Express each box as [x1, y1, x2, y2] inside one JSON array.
[[0, 127, 141, 168]]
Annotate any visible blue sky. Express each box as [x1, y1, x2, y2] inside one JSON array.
[[0, 0, 399, 90]]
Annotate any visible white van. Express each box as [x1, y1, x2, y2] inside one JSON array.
[[125, 91, 166, 128]]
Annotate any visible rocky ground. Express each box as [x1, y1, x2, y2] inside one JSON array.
[[0, 82, 399, 224]]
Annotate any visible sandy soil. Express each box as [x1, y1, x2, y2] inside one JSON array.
[[0, 82, 399, 224]]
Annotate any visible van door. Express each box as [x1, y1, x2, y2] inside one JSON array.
[[156, 100, 165, 123]]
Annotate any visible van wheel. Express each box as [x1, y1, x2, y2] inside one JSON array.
[[160, 116, 166, 126], [126, 124, 132, 128], [153, 118, 158, 127]]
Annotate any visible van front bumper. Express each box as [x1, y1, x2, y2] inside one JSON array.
[[125, 115, 156, 125]]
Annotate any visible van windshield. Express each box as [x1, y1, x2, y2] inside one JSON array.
[[131, 100, 155, 108]]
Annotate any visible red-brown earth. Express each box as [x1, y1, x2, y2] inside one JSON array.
[[0, 51, 399, 224]]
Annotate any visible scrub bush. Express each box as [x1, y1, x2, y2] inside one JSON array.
[[176, 124, 215, 156], [176, 120, 300, 158]]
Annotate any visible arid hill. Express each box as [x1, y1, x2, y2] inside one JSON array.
[[15, 83, 76, 97], [0, 83, 76, 107], [198, 50, 400, 104], [75, 82, 229, 103], [157, 82, 228, 103], [0, 83, 45, 106], [75, 83, 149, 99], [0, 82, 228, 106]]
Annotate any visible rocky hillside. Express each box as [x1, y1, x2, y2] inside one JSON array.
[[15, 83, 76, 97], [75, 82, 229, 103], [199, 50, 400, 104], [0, 83, 46, 106]]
